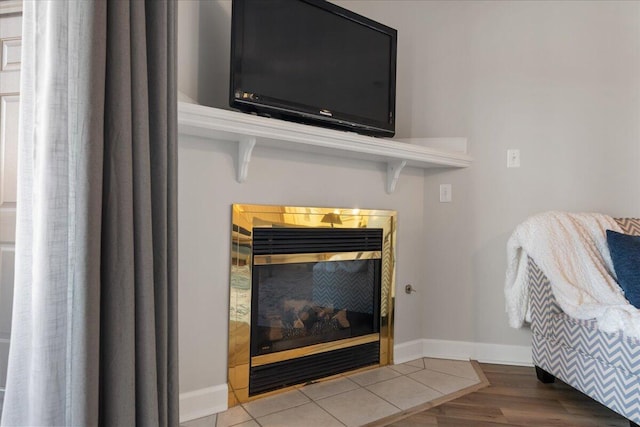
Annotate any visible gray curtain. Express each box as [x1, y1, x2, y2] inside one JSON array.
[[1, 1, 178, 425]]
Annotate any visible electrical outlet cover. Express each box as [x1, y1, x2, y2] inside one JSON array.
[[507, 149, 521, 168]]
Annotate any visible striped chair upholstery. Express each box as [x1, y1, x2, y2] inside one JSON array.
[[529, 218, 640, 423]]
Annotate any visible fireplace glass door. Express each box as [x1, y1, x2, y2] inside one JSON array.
[[252, 256, 381, 356], [247, 227, 384, 395]]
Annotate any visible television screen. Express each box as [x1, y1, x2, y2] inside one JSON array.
[[230, 0, 397, 137]]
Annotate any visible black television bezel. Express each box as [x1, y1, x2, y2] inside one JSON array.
[[229, 0, 397, 138]]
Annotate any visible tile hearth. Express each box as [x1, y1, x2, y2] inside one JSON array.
[[181, 358, 488, 427]]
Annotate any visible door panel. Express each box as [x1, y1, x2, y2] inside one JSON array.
[[0, 94, 19, 207], [0, 6, 21, 405]]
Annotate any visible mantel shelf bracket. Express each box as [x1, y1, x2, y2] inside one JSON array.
[[237, 137, 257, 183], [386, 160, 407, 194]]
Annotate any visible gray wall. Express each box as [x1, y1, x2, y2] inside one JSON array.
[[177, 0, 640, 394], [178, 137, 425, 392], [177, 0, 429, 395], [336, 0, 640, 346]]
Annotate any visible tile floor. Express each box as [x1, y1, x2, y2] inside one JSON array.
[[181, 358, 485, 427]]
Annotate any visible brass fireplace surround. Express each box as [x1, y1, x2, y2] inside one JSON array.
[[228, 204, 396, 405]]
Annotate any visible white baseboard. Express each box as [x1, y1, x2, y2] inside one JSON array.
[[470, 341, 533, 366], [394, 339, 532, 367], [393, 339, 427, 364], [178, 340, 530, 422], [179, 383, 228, 424]]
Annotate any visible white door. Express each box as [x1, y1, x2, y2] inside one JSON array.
[[0, 1, 22, 408]]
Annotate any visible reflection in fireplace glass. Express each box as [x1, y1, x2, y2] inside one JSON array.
[[251, 258, 381, 356]]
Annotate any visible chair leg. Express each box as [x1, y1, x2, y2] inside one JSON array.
[[535, 366, 555, 383]]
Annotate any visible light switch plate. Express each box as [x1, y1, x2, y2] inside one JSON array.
[[439, 184, 452, 202]]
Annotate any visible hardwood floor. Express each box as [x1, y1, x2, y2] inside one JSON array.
[[387, 363, 630, 427]]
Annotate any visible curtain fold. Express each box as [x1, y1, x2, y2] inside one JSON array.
[[1, 0, 178, 425]]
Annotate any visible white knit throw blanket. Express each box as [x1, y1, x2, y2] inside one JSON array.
[[505, 211, 640, 339]]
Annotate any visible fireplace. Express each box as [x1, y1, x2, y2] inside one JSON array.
[[228, 204, 396, 405]]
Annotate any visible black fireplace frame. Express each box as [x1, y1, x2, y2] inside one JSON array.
[[248, 228, 383, 395]]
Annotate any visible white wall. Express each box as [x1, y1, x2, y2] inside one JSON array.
[[176, 0, 640, 408]]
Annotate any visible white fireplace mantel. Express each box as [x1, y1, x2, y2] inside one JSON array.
[[178, 101, 472, 193]]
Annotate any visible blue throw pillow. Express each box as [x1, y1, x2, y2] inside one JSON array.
[[607, 229, 640, 309]]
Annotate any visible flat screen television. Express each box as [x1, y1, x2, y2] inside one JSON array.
[[230, 0, 397, 137]]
